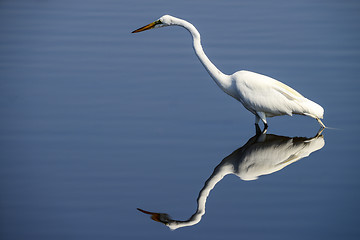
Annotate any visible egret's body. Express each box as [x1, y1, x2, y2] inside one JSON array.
[[132, 15, 325, 129]]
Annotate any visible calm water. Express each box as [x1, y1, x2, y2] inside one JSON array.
[[1, 0, 360, 239]]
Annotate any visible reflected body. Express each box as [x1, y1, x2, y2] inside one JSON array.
[[132, 15, 325, 129], [138, 130, 325, 230]]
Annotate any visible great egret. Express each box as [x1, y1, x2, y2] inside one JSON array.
[[137, 130, 325, 230], [132, 15, 325, 129]]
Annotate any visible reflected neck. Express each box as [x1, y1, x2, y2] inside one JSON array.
[[168, 162, 230, 230]]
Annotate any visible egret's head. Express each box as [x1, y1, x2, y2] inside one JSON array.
[[132, 15, 174, 33]]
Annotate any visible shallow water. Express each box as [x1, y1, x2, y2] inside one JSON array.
[[1, 0, 360, 239]]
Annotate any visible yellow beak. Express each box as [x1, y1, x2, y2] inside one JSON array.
[[132, 20, 161, 33]]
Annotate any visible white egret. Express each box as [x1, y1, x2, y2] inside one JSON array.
[[132, 15, 325, 129]]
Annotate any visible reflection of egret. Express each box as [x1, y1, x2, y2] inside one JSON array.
[[137, 130, 325, 230], [132, 15, 325, 129]]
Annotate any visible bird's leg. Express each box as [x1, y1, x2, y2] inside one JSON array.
[[256, 112, 268, 130]]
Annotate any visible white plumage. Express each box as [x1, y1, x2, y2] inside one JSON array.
[[132, 15, 325, 129], [231, 70, 324, 120]]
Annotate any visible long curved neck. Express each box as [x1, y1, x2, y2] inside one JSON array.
[[167, 162, 232, 230], [172, 18, 232, 91]]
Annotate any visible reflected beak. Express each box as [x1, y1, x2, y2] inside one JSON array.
[[132, 20, 161, 33], [137, 208, 162, 222]]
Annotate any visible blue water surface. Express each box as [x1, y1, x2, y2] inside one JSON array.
[[1, 0, 360, 239]]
